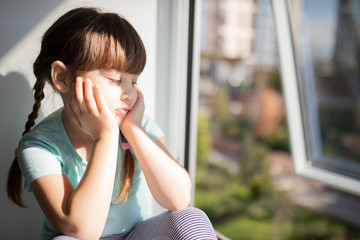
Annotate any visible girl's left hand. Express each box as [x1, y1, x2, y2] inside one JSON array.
[[120, 86, 144, 133]]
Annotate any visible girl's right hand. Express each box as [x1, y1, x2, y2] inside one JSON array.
[[69, 77, 119, 140]]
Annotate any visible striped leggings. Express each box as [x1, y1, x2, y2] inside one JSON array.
[[52, 207, 217, 240]]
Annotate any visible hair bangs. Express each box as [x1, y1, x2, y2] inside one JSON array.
[[75, 14, 146, 75]]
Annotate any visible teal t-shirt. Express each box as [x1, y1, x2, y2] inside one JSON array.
[[17, 108, 164, 240]]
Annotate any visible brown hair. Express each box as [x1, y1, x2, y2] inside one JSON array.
[[7, 7, 146, 207]]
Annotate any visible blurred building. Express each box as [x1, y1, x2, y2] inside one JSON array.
[[200, 0, 278, 91], [201, 0, 277, 66], [253, 0, 278, 68], [201, 0, 255, 61]]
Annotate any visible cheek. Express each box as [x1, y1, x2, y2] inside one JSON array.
[[104, 95, 115, 109], [133, 90, 138, 101], [128, 89, 138, 107], [100, 87, 118, 108]]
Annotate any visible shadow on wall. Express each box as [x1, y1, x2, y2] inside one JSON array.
[[0, 1, 62, 57], [1, 1, 63, 239], [0, 72, 44, 238]]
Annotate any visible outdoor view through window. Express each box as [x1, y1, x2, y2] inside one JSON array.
[[194, 0, 360, 239]]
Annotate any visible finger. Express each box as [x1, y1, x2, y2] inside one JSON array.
[[74, 77, 87, 113], [134, 84, 141, 95], [135, 86, 144, 100], [69, 77, 82, 116], [134, 87, 144, 108], [83, 78, 99, 115], [93, 84, 108, 114]]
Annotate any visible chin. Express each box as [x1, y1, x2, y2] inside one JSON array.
[[116, 116, 125, 126]]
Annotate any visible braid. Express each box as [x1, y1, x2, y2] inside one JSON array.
[[23, 79, 46, 135], [7, 77, 46, 207], [112, 132, 135, 204]]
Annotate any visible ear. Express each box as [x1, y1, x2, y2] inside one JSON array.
[[51, 61, 70, 93]]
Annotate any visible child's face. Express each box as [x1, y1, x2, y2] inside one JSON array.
[[77, 68, 139, 124]]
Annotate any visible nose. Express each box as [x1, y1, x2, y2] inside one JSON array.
[[120, 84, 136, 102]]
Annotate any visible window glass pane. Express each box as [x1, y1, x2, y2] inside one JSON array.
[[195, 0, 359, 238], [288, 0, 360, 178]]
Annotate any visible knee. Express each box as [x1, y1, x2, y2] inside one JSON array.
[[170, 207, 217, 239], [175, 207, 209, 221]]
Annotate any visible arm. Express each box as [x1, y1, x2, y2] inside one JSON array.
[[121, 89, 192, 211], [31, 134, 118, 239], [31, 78, 119, 239]]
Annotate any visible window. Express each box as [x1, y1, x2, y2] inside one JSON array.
[[273, 0, 360, 195], [192, 0, 359, 239]]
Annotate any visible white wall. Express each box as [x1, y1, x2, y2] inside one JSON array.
[[0, 1, 162, 239]]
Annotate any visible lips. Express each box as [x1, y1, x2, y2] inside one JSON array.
[[115, 108, 129, 116]]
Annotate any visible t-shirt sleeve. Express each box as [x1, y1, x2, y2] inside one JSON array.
[[141, 115, 165, 141], [17, 140, 63, 192]]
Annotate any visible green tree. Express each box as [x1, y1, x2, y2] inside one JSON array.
[[197, 115, 211, 166], [212, 85, 231, 136]]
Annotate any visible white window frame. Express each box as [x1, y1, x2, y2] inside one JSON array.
[[156, 0, 201, 206], [272, 0, 360, 196]]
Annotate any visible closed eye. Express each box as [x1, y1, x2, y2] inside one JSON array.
[[108, 77, 138, 86], [109, 78, 121, 84]]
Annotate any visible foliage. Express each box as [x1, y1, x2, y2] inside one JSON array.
[[195, 156, 360, 239], [195, 115, 359, 240], [269, 68, 282, 93], [197, 115, 212, 166], [215, 217, 272, 240], [210, 85, 243, 139], [212, 85, 231, 136], [286, 206, 360, 240], [319, 108, 359, 160], [239, 132, 273, 199], [263, 125, 290, 152], [195, 162, 250, 221]]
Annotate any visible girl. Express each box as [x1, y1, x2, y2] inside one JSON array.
[[7, 7, 217, 240]]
